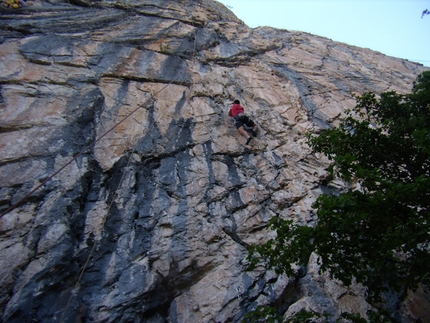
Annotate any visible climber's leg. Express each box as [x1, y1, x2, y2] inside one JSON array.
[[238, 126, 250, 139]]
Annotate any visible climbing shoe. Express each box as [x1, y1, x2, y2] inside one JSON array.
[[246, 136, 253, 145]]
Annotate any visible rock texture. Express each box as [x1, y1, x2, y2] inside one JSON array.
[[0, 1, 428, 322]]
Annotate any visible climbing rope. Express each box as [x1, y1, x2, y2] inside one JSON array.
[[58, 151, 134, 323], [0, 81, 175, 219], [57, 85, 190, 320], [56, 51, 196, 322], [2, 21, 245, 322]]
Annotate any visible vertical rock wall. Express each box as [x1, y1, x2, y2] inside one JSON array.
[[0, 1, 428, 322]]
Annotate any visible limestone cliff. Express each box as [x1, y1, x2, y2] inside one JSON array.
[[0, 1, 428, 322]]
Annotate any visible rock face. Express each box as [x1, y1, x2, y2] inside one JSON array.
[[0, 1, 428, 322]]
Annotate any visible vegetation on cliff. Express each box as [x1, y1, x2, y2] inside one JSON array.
[[249, 71, 430, 321]]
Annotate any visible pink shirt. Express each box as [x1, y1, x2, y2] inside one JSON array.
[[229, 104, 244, 117]]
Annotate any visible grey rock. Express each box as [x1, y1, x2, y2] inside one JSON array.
[[0, 0, 429, 322]]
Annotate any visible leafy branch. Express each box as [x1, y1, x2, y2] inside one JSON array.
[[246, 71, 430, 319]]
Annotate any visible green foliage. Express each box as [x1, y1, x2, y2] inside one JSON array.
[[307, 71, 430, 299], [337, 312, 368, 323], [242, 307, 328, 323], [247, 218, 314, 277], [243, 307, 389, 323], [242, 305, 280, 323], [366, 309, 399, 323], [248, 71, 430, 308], [285, 309, 329, 322], [159, 43, 171, 54]]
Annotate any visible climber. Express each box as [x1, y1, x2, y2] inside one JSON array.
[[228, 99, 258, 145]]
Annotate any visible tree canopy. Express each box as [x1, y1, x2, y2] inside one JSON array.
[[248, 71, 430, 318]]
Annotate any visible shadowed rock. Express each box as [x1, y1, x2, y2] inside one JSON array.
[[0, 0, 429, 322]]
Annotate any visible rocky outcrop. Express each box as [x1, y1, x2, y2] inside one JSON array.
[[0, 1, 428, 322]]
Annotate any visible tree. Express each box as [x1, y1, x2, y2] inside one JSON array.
[[248, 71, 430, 311]]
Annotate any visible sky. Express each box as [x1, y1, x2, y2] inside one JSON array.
[[216, 0, 430, 67]]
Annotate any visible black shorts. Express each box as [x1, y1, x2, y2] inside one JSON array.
[[234, 114, 255, 129]]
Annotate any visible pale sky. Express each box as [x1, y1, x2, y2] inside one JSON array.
[[216, 0, 430, 67]]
